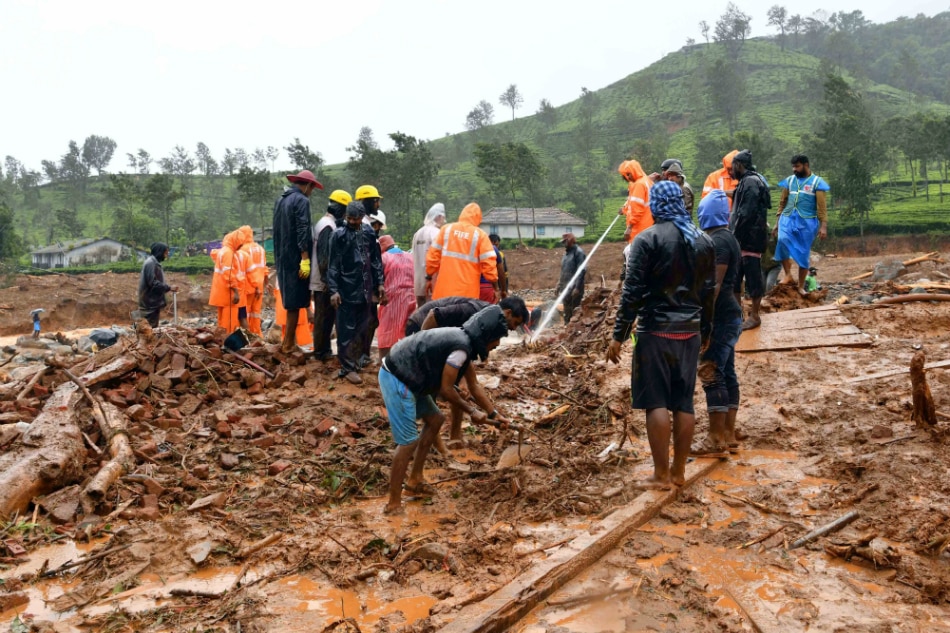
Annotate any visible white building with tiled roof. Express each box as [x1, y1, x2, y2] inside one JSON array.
[[481, 207, 587, 240]]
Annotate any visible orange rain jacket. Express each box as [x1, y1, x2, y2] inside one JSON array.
[[244, 238, 268, 296], [701, 150, 739, 203], [209, 228, 252, 308], [619, 160, 654, 242], [426, 202, 497, 300]]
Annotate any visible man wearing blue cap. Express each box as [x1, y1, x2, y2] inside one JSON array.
[[607, 181, 716, 490], [693, 190, 744, 455]]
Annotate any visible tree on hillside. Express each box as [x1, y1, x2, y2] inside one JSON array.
[[537, 99, 557, 128], [704, 57, 746, 135], [633, 73, 662, 112], [221, 149, 237, 176], [105, 174, 156, 245], [129, 149, 152, 175], [474, 142, 545, 242], [143, 174, 183, 244], [714, 3, 752, 62], [196, 142, 218, 177], [699, 20, 710, 44], [236, 166, 274, 237], [767, 5, 788, 50], [284, 138, 324, 172], [266, 146, 280, 172], [161, 146, 196, 211], [0, 203, 23, 262], [347, 132, 439, 239], [234, 148, 250, 170], [810, 74, 881, 239], [787, 14, 804, 47], [465, 100, 495, 132], [60, 140, 90, 194], [499, 84, 524, 122], [55, 206, 84, 240], [252, 148, 268, 170], [41, 160, 59, 183], [81, 135, 117, 176]]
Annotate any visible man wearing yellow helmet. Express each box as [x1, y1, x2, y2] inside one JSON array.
[[310, 189, 352, 361], [354, 184, 385, 368]]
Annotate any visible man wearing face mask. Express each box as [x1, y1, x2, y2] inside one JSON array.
[[138, 242, 178, 327], [310, 190, 352, 361], [356, 186, 385, 368], [273, 169, 322, 353], [328, 201, 386, 385]]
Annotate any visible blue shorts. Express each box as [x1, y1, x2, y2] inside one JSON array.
[[33, 321, 40, 332], [378, 366, 440, 446]]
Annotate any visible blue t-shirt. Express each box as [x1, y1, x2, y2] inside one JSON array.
[[778, 174, 830, 219]]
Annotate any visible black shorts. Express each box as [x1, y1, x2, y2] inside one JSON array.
[[631, 333, 700, 413], [736, 255, 764, 299]]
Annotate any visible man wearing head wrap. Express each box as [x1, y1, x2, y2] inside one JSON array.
[[728, 150, 772, 330], [378, 305, 513, 515], [138, 242, 177, 327], [693, 190, 744, 456], [412, 203, 446, 307], [310, 190, 352, 361], [607, 180, 716, 490], [328, 201, 386, 385]]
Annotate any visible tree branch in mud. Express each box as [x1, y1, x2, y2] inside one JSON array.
[[910, 350, 938, 431]]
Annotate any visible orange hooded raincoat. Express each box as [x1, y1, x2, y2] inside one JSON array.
[[209, 227, 252, 333], [243, 234, 269, 336], [426, 202, 497, 300], [619, 160, 654, 242], [701, 150, 739, 205]]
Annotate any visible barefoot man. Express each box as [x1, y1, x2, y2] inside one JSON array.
[[379, 305, 512, 514], [607, 181, 716, 490], [773, 154, 830, 294]]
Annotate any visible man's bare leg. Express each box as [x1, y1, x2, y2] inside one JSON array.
[[780, 259, 795, 285], [798, 266, 809, 295], [671, 411, 696, 486], [637, 408, 674, 490], [446, 403, 465, 446], [405, 413, 444, 491], [282, 310, 299, 353], [385, 443, 416, 515], [742, 297, 762, 330]]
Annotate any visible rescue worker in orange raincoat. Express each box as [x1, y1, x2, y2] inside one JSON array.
[[209, 227, 252, 333], [425, 202, 497, 301], [617, 160, 654, 243], [243, 233, 269, 336], [701, 150, 739, 203]]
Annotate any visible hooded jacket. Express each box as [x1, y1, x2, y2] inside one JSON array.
[[619, 161, 654, 242], [729, 167, 772, 254], [426, 203, 497, 300], [701, 150, 739, 203], [138, 242, 171, 311], [209, 228, 251, 308], [412, 203, 445, 296], [239, 227, 267, 295], [327, 202, 384, 304], [385, 305, 508, 396], [272, 185, 313, 310]]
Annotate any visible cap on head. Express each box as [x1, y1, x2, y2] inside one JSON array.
[[368, 210, 387, 229], [809, 267, 817, 274], [560, 232, 575, 244], [664, 162, 685, 176], [379, 235, 395, 251], [328, 190, 352, 206], [345, 200, 365, 219], [733, 150, 753, 168], [355, 185, 382, 200], [286, 170, 324, 189], [660, 158, 684, 172], [461, 305, 509, 361]]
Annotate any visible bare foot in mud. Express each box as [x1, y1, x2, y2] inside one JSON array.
[[671, 473, 686, 487], [780, 275, 796, 286], [797, 287, 809, 297], [383, 503, 405, 516], [633, 476, 674, 491], [446, 439, 466, 450]]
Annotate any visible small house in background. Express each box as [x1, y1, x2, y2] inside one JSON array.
[[482, 208, 588, 240], [30, 238, 147, 269]]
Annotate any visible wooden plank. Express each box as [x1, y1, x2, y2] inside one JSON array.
[[737, 333, 870, 353], [441, 458, 721, 633], [736, 305, 870, 353], [845, 359, 950, 384], [769, 317, 855, 331]]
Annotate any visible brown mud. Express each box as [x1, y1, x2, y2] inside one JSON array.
[[1, 251, 950, 632]]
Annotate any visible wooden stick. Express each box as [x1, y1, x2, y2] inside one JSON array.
[[876, 294, 950, 305], [739, 525, 786, 549], [848, 252, 941, 281], [717, 491, 786, 515], [516, 536, 575, 558], [236, 533, 283, 559], [789, 511, 859, 549], [16, 367, 47, 402], [41, 542, 133, 577]]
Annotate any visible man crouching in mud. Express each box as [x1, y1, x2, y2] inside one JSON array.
[[607, 181, 716, 490], [378, 305, 512, 515]]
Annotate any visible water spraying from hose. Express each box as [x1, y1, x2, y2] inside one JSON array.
[[529, 214, 623, 343]]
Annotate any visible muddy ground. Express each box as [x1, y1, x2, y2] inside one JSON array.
[[1, 247, 949, 632]]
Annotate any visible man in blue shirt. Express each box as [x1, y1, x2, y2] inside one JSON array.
[[773, 154, 830, 296]]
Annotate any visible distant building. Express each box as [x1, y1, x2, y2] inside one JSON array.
[[30, 238, 147, 269], [482, 207, 588, 240]]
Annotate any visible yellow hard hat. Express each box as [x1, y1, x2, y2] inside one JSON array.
[[355, 184, 382, 200], [329, 190, 352, 206]]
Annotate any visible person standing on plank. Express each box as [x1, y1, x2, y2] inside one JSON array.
[[773, 154, 830, 295]]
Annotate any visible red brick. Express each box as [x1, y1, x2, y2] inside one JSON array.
[[152, 344, 172, 360], [170, 354, 187, 371], [140, 478, 165, 496], [192, 464, 210, 480], [215, 421, 232, 438], [315, 418, 335, 435], [268, 460, 292, 476], [219, 453, 239, 470], [196, 332, 214, 345], [127, 405, 147, 421], [207, 347, 223, 359], [141, 494, 159, 510], [166, 408, 183, 420], [245, 417, 267, 437], [265, 415, 285, 430], [165, 368, 191, 383], [151, 374, 172, 392], [246, 382, 264, 396], [249, 434, 275, 448], [138, 441, 158, 455], [155, 418, 183, 430]]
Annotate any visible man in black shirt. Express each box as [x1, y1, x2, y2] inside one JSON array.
[[557, 233, 586, 324], [378, 306, 512, 515], [404, 296, 528, 337], [728, 150, 772, 330]]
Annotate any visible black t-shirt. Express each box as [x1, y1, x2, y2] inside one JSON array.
[[710, 228, 742, 322], [405, 297, 490, 335]]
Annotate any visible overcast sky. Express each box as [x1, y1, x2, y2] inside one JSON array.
[[2, 0, 947, 174]]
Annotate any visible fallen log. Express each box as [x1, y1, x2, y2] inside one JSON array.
[[849, 252, 941, 281], [789, 510, 860, 549], [824, 532, 901, 568], [15, 367, 47, 403], [876, 293, 950, 304], [63, 368, 135, 515], [0, 384, 86, 519]]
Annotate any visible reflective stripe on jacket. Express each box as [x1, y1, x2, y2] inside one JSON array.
[[426, 202, 497, 300]]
